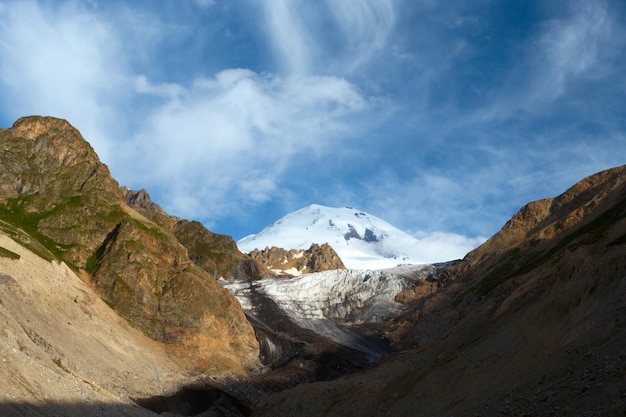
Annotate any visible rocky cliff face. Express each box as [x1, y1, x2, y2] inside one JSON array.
[[122, 187, 270, 280], [258, 165, 626, 417], [0, 116, 259, 374], [0, 117, 124, 267], [247, 243, 345, 276]]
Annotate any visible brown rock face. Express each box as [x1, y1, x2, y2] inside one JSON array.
[[0, 116, 259, 374], [171, 219, 270, 279], [122, 187, 271, 279], [248, 242, 345, 276], [258, 165, 626, 417], [0, 116, 124, 267], [91, 218, 258, 373]]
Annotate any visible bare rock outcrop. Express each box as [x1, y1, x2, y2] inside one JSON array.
[[248, 243, 345, 276], [122, 187, 271, 280]]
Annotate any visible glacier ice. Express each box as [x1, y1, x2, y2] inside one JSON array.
[[222, 264, 436, 353]]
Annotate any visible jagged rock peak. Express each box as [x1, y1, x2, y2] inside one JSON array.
[[12, 115, 76, 140], [248, 242, 345, 276], [10, 116, 100, 168], [121, 186, 167, 215]]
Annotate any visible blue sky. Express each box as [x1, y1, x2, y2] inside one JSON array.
[[1, 0, 625, 259]]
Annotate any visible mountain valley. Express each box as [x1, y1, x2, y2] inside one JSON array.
[[1, 116, 625, 416]]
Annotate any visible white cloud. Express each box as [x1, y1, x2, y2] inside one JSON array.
[[410, 230, 487, 262], [124, 70, 370, 221], [0, 1, 373, 225], [0, 1, 123, 162], [3, 0, 621, 252]]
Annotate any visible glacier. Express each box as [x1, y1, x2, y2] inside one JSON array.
[[221, 264, 438, 356]]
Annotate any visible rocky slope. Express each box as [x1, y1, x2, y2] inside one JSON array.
[[0, 231, 190, 416], [0, 116, 259, 374], [256, 165, 626, 416], [246, 243, 345, 276], [122, 187, 270, 280]]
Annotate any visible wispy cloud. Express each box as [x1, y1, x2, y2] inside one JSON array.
[[1, 0, 624, 248], [262, 0, 315, 75], [324, 0, 395, 72], [535, 0, 616, 100], [262, 0, 396, 75], [0, 1, 375, 227], [472, 0, 621, 123], [123, 70, 370, 223]]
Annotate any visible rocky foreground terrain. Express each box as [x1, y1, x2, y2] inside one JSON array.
[[1, 116, 626, 416]]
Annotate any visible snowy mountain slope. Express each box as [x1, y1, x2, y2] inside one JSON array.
[[238, 204, 453, 269]]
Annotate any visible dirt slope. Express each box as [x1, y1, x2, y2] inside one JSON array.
[[0, 232, 200, 416]]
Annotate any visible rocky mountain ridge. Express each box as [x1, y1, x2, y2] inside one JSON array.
[[0, 116, 260, 374], [246, 242, 345, 276], [121, 187, 271, 280]]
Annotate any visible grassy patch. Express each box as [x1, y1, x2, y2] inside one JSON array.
[[0, 246, 20, 260], [85, 252, 99, 274], [128, 216, 168, 243], [0, 219, 57, 262], [0, 197, 65, 261]]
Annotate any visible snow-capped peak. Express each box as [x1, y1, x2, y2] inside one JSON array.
[[238, 204, 430, 269]]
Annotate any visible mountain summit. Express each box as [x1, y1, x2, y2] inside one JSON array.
[[238, 204, 430, 269]]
